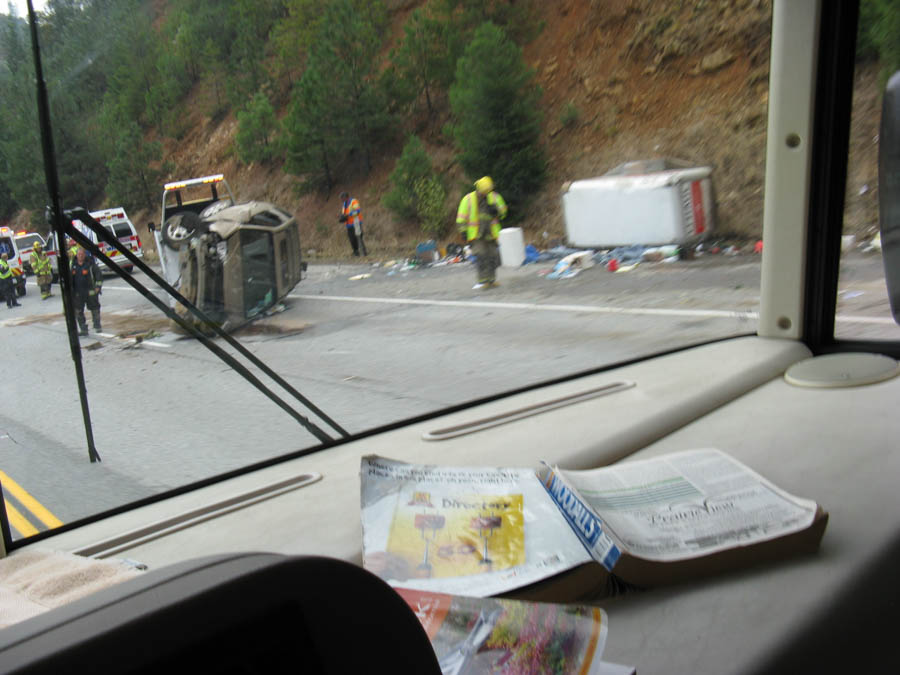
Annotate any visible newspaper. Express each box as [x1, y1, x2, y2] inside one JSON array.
[[361, 456, 592, 597], [361, 449, 820, 596], [396, 588, 609, 675], [542, 448, 819, 562]]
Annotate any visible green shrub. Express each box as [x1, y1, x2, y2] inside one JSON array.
[[235, 92, 278, 163], [414, 175, 448, 237], [560, 102, 579, 128], [383, 135, 433, 221]]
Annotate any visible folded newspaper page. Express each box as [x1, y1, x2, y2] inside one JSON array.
[[541, 448, 819, 562], [362, 450, 821, 597], [361, 456, 593, 597], [396, 588, 609, 675]]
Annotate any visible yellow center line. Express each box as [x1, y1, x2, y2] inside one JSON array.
[[4, 500, 38, 538], [0, 470, 64, 529]]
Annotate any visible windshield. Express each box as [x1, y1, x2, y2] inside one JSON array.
[[835, 4, 900, 343], [0, 0, 893, 544], [14, 233, 42, 250]]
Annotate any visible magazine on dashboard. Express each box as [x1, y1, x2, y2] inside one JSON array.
[[360, 449, 828, 600], [395, 588, 618, 675]]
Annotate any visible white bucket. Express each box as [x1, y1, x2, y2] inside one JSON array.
[[498, 227, 525, 267]]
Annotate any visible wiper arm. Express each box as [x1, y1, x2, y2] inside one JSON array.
[[28, 0, 100, 463]]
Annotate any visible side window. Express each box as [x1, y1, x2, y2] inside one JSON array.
[[835, 15, 900, 342], [240, 230, 275, 318]]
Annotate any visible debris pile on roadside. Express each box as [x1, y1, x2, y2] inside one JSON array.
[[349, 236, 766, 281]]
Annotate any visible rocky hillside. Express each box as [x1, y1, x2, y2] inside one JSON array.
[[25, 0, 881, 259]]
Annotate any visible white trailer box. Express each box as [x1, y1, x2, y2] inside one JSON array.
[[562, 160, 715, 247]]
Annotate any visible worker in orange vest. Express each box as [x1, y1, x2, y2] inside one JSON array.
[[339, 192, 367, 256]]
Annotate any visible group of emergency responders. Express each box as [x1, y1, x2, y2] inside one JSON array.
[[0, 238, 103, 336]]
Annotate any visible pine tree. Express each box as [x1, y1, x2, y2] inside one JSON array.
[[449, 22, 545, 218], [0, 12, 41, 212], [283, 57, 342, 193], [236, 92, 279, 164], [389, 6, 462, 116], [383, 135, 434, 221], [282, 0, 392, 190], [104, 122, 169, 213], [224, 0, 279, 108], [270, 0, 325, 85]]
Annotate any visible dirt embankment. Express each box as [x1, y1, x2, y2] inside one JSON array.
[[14, 0, 881, 259]]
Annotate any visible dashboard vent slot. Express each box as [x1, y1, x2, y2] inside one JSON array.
[[423, 381, 635, 441]]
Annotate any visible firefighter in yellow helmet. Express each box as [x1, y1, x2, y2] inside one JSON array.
[[456, 176, 507, 289], [30, 241, 53, 299]]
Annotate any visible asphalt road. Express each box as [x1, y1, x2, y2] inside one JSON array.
[[1, 251, 895, 540]]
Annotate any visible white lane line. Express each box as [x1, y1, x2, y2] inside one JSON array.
[[290, 293, 899, 326], [91, 332, 170, 348], [289, 293, 758, 320], [100, 285, 898, 326]]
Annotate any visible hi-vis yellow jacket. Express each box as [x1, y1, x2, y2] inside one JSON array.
[[456, 190, 508, 242], [30, 250, 52, 276]]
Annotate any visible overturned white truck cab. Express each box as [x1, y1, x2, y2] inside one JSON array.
[[154, 175, 305, 332]]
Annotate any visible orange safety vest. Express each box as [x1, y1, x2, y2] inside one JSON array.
[[341, 197, 362, 229]]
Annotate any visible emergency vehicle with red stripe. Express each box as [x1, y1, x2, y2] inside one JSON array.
[[68, 207, 144, 274]]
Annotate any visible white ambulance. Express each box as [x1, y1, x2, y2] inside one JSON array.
[[0, 226, 29, 296], [71, 207, 144, 274]]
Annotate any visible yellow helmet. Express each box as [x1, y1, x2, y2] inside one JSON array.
[[474, 176, 494, 195], [33, 241, 42, 251]]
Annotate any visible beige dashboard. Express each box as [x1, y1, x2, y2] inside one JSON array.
[[24, 335, 900, 673]]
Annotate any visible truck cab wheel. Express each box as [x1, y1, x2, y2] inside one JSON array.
[[163, 212, 207, 249]]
